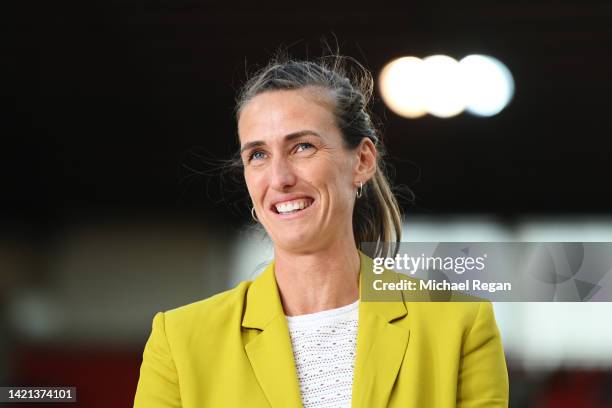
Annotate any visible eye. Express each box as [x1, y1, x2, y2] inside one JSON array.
[[248, 150, 267, 162], [295, 142, 314, 153]]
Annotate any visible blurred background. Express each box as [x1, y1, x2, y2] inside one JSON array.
[[3, 0, 612, 406]]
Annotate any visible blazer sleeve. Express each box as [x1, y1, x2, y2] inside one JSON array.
[[457, 301, 509, 408], [133, 312, 182, 408]]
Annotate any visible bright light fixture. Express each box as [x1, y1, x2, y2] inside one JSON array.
[[422, 55, 466, 118], [459, 55, 514, 117], [379, 54, 514, 119], [378, 57, 427, 118]]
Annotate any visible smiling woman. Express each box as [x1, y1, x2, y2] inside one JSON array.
[[133, 53, 509, 408], [238, 86, 378, 258], [235, 58, 402, 260]]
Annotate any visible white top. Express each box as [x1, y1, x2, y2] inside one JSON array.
[[286, 300, 359, 408]]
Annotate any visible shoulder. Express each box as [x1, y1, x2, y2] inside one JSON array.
[[161, 279, 253, 337], [405, 297, 492, 326], [403, 295, 496, 341], [387, 271, 493, 331]]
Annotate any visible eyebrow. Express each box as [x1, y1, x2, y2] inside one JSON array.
[[239, 130, 322, 154]]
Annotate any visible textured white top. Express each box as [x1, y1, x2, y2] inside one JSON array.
[[286, 300, 359, 408]]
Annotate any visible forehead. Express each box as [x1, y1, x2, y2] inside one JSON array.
[[237, 88, 337, 143]]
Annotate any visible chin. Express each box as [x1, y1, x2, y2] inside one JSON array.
[[273, 231, 319, 253]]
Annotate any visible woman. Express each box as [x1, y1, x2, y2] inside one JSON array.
[[133, 55, 509, 408]]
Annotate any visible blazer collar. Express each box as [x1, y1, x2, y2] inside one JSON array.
[[241, 249, 411, 408], [242, 250, 407, 329]]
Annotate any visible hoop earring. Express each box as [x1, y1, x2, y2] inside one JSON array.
[[251, 207, 259, 223], [356, 181, 363, 198]]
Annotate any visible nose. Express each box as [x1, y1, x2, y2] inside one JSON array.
[[269, 155, 297, 191]]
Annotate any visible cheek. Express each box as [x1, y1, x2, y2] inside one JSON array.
[[244, 171, 263, 201], [334, 156, 357, 191], [315, 156, 356, 202]]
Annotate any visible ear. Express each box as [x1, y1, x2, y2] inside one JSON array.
[[353, 137, 377, 185]]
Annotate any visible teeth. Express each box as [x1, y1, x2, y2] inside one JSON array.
[[275, 199, 312, 214]]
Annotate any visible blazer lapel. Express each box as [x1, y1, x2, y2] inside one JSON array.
[[352, 251, 411, 408], [242, 261, 303, 408]]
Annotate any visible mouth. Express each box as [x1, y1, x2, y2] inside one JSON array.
[[270, 197, 315, 216]]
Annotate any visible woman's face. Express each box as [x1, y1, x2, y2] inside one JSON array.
[[238, 87, 375, 253]]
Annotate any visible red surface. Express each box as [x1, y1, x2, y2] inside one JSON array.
[[535, 370, 612, 408], [9, 345, 142, 408]]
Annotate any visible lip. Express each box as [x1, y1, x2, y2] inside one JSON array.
[[274, 199, 316, 220], [269, 194, 315, 209], [268, 194, 315, 220]]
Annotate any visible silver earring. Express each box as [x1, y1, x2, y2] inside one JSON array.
[[251, 207, 259, 222], [356, 181, 363, 198]]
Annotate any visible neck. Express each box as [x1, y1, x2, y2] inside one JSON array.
[[273, 239, 361, 317]]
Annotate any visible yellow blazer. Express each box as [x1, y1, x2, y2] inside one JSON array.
[[134, 251, 509, 407]]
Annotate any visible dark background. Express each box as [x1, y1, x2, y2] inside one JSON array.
[[3, 1, 612, 407], [5, 1, 612, 232]]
